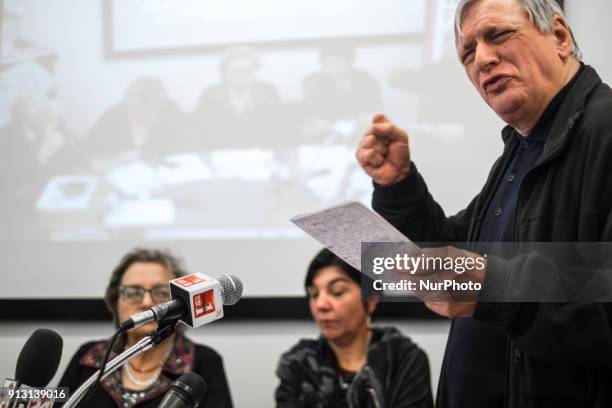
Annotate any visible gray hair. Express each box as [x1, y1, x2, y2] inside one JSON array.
[[454, 0, 582, 60]]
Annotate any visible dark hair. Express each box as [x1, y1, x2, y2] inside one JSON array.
[[304, 248, 374, 300], [104, 248, 184, 326]]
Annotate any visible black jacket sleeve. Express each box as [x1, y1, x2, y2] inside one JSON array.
[[275, 363, 304, 408], [57, 345, 87, 391], [274, 344, 342, 408], [387, 347, 434, 408], [192, 345, 234, 408], [55, 342, 99, 408], [274, 349, 322, 408], [372, 163, 479, 243]]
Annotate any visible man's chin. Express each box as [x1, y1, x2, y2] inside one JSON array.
[[488, 96, 523, 123]]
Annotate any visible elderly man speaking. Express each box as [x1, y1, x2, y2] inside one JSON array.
[[356, 0, 612, 407]]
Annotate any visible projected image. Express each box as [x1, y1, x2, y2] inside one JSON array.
[[0, 0, 510, 298], [0, 40, 380, 241], [0, 0, 435, 243]]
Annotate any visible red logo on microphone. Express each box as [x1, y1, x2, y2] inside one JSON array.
[[193, 289, 216, 318], [174, 274, 205, 288]]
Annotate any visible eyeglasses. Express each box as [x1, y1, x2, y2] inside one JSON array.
[[119, 284, 171, 304]]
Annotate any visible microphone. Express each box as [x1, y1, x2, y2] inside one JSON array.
[[0, 328, 63, 407], [120, 273, 243, 330], [16, 329, 63, 388], [159, 372, 207, 408]]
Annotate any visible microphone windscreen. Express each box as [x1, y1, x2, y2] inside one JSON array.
[[15, 328, 63, 387], [163, 372, 207, 407], [218, 275, 243, 305]]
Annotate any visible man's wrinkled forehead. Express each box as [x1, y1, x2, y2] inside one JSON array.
[[455, 0, 529, 50]]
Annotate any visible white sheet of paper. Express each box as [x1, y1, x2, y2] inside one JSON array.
[[290, 201, 420, 270]]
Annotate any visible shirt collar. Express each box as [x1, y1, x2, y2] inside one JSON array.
[[503, 63, 585, 147]]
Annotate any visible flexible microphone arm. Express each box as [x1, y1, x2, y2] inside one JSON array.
[[63, 322, 176, 408], [120, 298, 185, 331]]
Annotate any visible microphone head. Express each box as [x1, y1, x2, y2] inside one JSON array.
[[167, 372, 207, 407], [15, 328, 63, 387], [218, 275, 243, 305]]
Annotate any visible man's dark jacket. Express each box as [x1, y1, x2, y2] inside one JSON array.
[[372, 65, 612, 407]]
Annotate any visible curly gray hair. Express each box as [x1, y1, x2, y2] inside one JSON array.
[[454, 0, 581, 60]]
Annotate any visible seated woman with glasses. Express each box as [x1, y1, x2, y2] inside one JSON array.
[[58, 248, 233, 407], [275, 248, 433, 408]]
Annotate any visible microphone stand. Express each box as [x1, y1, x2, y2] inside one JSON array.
[[62, 319, 178, 408]]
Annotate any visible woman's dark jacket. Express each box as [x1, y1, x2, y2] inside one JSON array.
[[275, 326, 433, 408]]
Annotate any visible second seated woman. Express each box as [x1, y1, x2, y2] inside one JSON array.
[[275, 248, 434, 407]]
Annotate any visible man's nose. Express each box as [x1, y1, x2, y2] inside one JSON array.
[[475, 42, 500, 73]]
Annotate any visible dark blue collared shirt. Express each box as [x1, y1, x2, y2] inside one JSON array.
[[478, 112, 552, 243], [445, 64, 584, 408]]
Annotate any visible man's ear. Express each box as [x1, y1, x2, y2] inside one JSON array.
[[553, 15, 574, 59]]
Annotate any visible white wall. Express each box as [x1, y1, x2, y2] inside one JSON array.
[[0, 320, 450, 407], [566, 0, 612, 82]]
